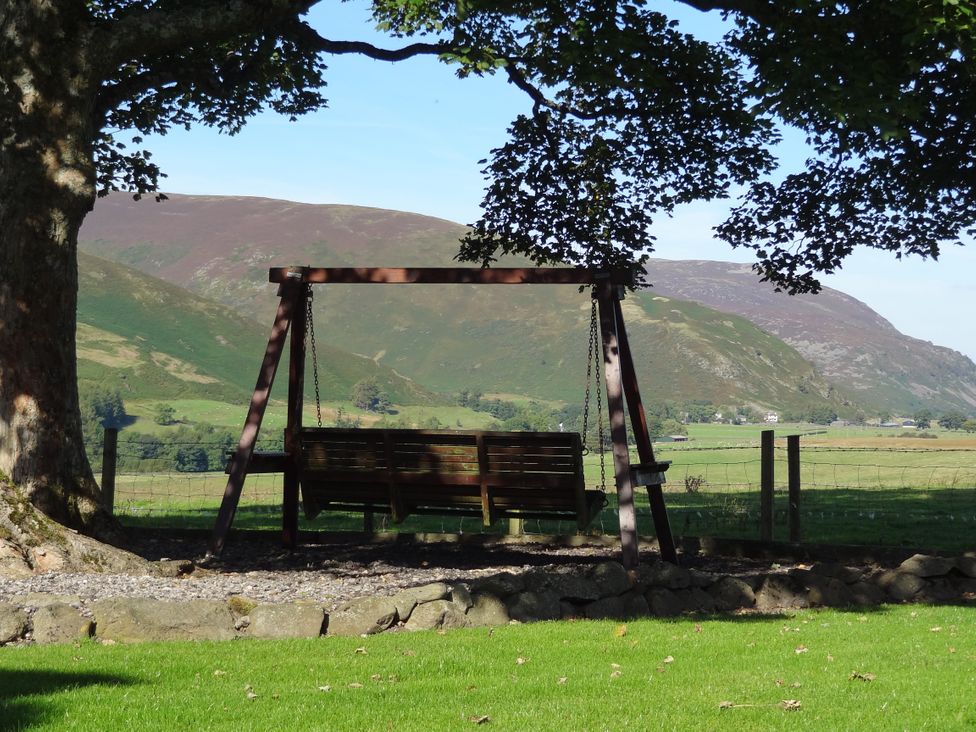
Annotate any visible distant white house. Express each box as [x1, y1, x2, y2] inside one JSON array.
[[764, 412, 779, 424]]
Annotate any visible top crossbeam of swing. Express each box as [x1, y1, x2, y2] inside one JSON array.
[[268, 266, 634, 286]]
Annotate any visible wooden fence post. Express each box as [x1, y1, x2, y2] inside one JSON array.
[[508, 518, 524, 536], [101, 427, 118, 515], [760, 429, 774, 542], [788, 434, 801, 542]]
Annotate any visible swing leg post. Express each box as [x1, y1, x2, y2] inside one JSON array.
[[208, 289, 295, 557], [283, 282, 307, 550], [595, 280, 640, 569], [612, 297, 679, 565]]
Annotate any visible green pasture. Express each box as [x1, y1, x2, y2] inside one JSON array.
[[2, 606, 974, 730], [107, 422, 976, 551]]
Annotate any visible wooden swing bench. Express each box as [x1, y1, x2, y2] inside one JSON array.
[[241, 427, 606, 530]]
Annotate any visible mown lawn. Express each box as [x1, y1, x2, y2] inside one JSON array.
[[1, 605, 973, 730]]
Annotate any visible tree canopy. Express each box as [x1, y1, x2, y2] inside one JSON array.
[[2, 0, 975, 534]]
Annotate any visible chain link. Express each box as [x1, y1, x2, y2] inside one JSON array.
[[581, 292, 607, 492], [304, 285, 323, 427]]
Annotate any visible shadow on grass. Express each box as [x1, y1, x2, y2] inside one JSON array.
[[0, 669, 135, 732]]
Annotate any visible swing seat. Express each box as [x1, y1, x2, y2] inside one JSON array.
[[297, 428, 605, 530]]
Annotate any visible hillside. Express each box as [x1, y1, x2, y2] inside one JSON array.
[[77, 252, 437, 407], [648, 260, 976, 413], [78, 193, 976, 413]]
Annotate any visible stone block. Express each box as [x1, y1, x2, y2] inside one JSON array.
[[471, 572, 525, 598], [31, 603, 93, 644], [326, 595, 398, 636], [848, 581, 886, 606], [898, 554, 955, 578], [646, 588, 684, 617], [676, 587, 716, 614], [637, 561, 692, 590], [590, 561, 632, 597], [707, 577, 755, 612], [0, 540, 32, 579], [465, 593, 510, 627], [955, 556, 976, 579], [524, 571, 601, 601], [93, 598, 235, 642], [0, 603, 29, 644], [755, 574, 810, 612], [808, 562, 864, 584], [392, 583, 451, 622], [879, 571, 927, 602], [583, 596, 627, 620], [450, 583, 474, 613], [249, 603, 325, 639], [506, 590, 561, 622], [404, 600, 469, 631]]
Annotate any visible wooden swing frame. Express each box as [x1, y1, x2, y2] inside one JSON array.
[[207, 266, 677, 568]]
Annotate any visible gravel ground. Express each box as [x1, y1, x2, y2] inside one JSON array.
[[0, 533, 814, 611]]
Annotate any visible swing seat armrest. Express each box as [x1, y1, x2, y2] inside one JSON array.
[[630, 460, 671, 487]]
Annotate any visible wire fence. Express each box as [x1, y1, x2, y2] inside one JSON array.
[[91, 436, 976, 552]]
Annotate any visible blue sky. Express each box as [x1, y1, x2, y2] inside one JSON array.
[[140, 1, 976, 362]]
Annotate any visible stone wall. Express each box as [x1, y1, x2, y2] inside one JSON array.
[[2, 553, 974, 645]]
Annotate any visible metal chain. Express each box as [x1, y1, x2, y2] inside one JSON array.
[[304, 285, 323, 427], [581, 293, 607, 492]]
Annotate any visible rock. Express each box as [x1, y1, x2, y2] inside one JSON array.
[[31, 603, 93, 644], [676, 587, 717, 614], [689, 569, 719, 588], [590, 561, 631, 597], [450, 583, 474, 613], [879, 571, 927, 602], [898, 554, 955, 578], [621, 590, 650, 618], [92, 598, 235, 642], [646, 588, 684, 617], [707, 577, 756, 612], [637, 562, 692, 590], [0, 539, 32, 578], [506, 590, 561, 622], [471, 572, 525, 598], [326, 596, 398, 636], [392, 583, 451, 622], [955, 556, 976, 579], [755, 575, 810, 612], [28, 545, 66, 573], [848, 581, 886, 606], [583, 596, 628, 620], [466, 593, 510, 627], [249, 604, 325, 639], [916, 578, 958, 603], [806, 577, 855, 608], [156, 559, 195, 578], [560, 601, 583, 620], [0, 603, 29, 644], [523, 571, 601, 601], [404, 600, 469, 631], [808, 562, 864, 584]]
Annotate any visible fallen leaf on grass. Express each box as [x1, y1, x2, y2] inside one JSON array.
[[317, 685, 332, 692], [849, 671, 877, 682], [794, 645, 808, 654], [694, 623, 703, 633], [930, 627, 943, 633], [468, 715, 491, 725], [246, 692, 258, 700], [213, 670, 226, 677], [663, 656, 674, 664], [614, 624, 628, 638], [780, 700, 802, 711], [719, 699, 802, 711], [610, 671, 622, 679], [610, 663, 621, 670], [557, 677, 568, 685], [347, 683, 364, 689], [402, 649, 417, 657], [354, 646, 368, 654], [370, 674, 383, 682], [515, 657, 528, 665]]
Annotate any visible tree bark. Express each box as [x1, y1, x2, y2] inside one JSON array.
[[0, 2, 114, 537]]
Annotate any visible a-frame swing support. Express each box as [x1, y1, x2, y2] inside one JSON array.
[[208, 267, 678, 568]]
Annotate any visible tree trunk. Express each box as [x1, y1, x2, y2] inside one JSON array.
[[0, 2, 116, 539]]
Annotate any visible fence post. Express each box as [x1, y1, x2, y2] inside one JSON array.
[[363, 510, 374, 534], [787, 434, 801, 542], [508, 518, 524, 536], [760, 429, 774, 542], [101, 427, 118, 515]]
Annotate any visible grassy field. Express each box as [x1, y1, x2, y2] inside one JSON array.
[[107, 422, 976, 551], [2, 605, 973, 730]]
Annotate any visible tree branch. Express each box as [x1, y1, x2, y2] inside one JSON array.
[[100, 0, 317, 67]]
